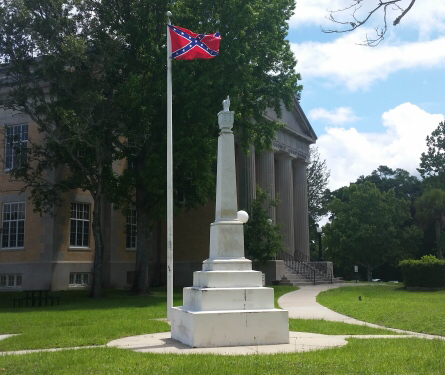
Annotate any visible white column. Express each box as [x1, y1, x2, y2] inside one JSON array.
[[275, 155, 294, 254], [293, 159, 310, 259], [255, 151, 276, 222], [238, 144, 256, 213]]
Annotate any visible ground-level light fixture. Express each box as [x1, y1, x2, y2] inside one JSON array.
[[316, 226, 323, 261]]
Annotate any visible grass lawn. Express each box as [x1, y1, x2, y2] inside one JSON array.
[[0, 286, 392, 351], [2, 284, 445, 374], [0, 288, 177, 351], [1, 339, 445, 374], [0, 285, 397, 351], [317, 285, 445, 336], [275, 285, 396, 336], [0, 286, 298, 351]]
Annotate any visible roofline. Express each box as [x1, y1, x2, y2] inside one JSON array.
[[292, 97, 317, 142]]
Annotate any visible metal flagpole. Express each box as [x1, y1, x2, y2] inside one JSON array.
[[166, 11, 173, 321]]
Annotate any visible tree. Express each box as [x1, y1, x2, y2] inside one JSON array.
[[355, 165, 422, 221], [1, 0, 301, 295], [324, 181, 422, 281], [328, 165, 422, 218], [323, 0, 417, 46], [415, 189, 445, 259], [418, 121, 445, 190], [356, 166, 422, 199], [102, 0, 301, 293], [307, 146, 330, 259], [244, 187, 284, 264], [307, 146, 330, 224], [0, 0, 126, 298]]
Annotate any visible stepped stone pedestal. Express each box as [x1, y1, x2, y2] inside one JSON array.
[[171, 97, 289, 348]]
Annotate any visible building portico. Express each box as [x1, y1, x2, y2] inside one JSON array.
[[237, 99, 316, 260]]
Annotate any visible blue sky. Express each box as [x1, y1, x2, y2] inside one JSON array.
[[286, 0, 445, 190]]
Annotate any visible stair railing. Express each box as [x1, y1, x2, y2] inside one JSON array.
[[278, 250, 316, 285], [294, 249, 333, 284]]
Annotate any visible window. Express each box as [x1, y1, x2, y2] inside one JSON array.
[[126, 207, 137, 249], [4, 124, 28, 171], [69, 273, 90, 286], [70, 203, 90, 247], [1, 202, 25, 249], [0, 274, 22, 288]]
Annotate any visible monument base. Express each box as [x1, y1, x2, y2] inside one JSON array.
[[171, 306, 289, 348]]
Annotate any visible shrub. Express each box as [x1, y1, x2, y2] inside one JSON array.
[[399, 255, 445, 288], [244, 187, 285, 264]]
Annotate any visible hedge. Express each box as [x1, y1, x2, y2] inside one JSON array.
[[399, 255, 445, 288]]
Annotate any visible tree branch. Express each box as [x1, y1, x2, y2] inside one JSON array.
[[323, 0, 417, 46], [393, 0, 416, 25]]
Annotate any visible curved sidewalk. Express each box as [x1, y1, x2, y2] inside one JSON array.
[[278, 283, 442, 338], [279, 284, 371, 324]]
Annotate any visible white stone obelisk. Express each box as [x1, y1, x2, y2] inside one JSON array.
[[171, 97, 289, 348]]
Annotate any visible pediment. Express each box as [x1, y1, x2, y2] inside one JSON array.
[[264, 99, 317, 145]]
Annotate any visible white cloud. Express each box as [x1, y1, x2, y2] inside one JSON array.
[[292, 34, 445, 90], [310, 107, 359, 124], [289, 0, 337, 28], [316, 103, 444, 190]]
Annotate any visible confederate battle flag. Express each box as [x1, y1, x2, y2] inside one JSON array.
[[168, 25, 221, 60]]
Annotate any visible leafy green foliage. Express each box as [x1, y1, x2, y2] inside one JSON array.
[[329, 166, 422, 218], [356, 166, 422, 209], [325, 166, 425, 278], [418, 121, 445, 189], [415, 189, 445, 259], [325, 182, 422, 281], [307, 146, 330, 224], [307, 147, 330, 258], [1, 0, 301, 295], [400, 255, 445, 288], [244, 187, 285, 264], [0, 0, 129, 297]]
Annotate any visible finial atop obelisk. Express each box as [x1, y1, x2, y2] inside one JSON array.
[[222, 95, 230, 112], [218, 95, 234, 132]]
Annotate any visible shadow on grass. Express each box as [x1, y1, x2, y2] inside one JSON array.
[[0, 287, 183, 313]]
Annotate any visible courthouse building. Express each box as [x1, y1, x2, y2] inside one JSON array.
[[0, 92, 316, 291]]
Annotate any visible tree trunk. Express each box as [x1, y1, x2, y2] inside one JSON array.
[[131, 185, 152, 295], [367, 265, 373, 282], [90, 192, 104, 298], [435, 219, 443, 259]]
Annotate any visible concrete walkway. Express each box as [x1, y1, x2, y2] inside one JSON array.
[[2, 284, 444, 356], [104, 284, 444, 355]]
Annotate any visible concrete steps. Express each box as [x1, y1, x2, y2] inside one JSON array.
[[277, 265, 344, 286]]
